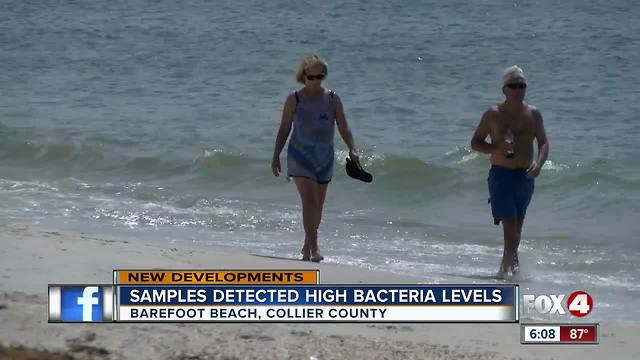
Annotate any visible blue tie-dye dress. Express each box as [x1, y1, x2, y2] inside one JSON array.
[[287, 90, 336, 184]]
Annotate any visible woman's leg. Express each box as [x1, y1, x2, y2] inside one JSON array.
[[312, 183, 329, 257], [293, 177, 319, 260]]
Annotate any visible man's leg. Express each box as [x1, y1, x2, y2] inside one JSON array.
[[501, 218, 518, 274], [488, 166, 519, 276], [513, 172, 534, 272], [512, 218, 524, 272], [515, 219, 524, 249]]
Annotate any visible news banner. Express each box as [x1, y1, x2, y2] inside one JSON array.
[[48, 269, 599, 344]]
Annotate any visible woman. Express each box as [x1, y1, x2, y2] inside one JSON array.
[[271, 54, 359, 262]]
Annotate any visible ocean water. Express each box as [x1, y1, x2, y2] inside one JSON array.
[[1, 0, 639, 323]]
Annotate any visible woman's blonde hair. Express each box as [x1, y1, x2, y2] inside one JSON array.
[[295, 54, 328, 84]]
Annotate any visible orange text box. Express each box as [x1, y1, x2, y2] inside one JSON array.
[[115, 270, 319, 285]]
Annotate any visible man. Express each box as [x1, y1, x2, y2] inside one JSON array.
[[471, 65, 549, 279]]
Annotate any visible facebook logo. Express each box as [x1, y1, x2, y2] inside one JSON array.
[[49, 285, 113, 322], [61, 286, 102, 321]]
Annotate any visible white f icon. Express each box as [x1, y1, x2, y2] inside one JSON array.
[[77, 287, 99, 321]]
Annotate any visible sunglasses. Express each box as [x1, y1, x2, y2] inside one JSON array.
[[306, 74, 325, 81], [505, 83, 527, 89]]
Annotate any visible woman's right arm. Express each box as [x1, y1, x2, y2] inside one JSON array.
[[272, 93, 296, 176]]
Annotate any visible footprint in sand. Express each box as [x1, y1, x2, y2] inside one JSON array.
[[238, 334, 275, 341]]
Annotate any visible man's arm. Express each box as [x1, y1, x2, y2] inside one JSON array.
[[471, 109, 498, 154], [533, 108, 549, 167]]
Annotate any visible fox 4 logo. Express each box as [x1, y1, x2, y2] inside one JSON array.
[[523, 291, 593, 317]]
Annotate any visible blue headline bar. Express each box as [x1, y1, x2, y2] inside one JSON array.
[[118, 285, 516, 306]]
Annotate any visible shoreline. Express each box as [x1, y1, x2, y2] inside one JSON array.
[[0, 221, 637, 359]]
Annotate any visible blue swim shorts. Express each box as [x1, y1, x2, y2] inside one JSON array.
[[488, 165, 535, 225]]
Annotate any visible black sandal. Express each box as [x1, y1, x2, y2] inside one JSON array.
[[345, 157, 373, 183]]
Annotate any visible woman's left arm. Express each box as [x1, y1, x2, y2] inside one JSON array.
[[334, 93, 359, 163]]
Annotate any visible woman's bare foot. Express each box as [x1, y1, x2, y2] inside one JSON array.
[[310, 248, 324, 262]]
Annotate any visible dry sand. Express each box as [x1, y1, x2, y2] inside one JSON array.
[[0, 222, 637, 359]]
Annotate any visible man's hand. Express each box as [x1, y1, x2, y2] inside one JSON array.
[[526, 161, 541, 178], [271, 156, 281, 176], [487, 140, 505, 156]]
